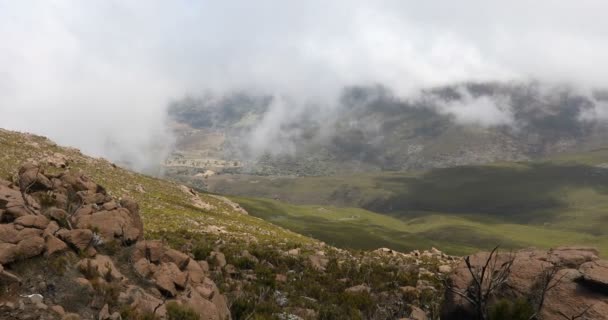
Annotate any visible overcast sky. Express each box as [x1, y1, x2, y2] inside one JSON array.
[[1, 1, 607, 170]]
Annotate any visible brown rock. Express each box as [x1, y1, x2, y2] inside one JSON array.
[[75, 208, 140, 243], [153, 262, 187, 296], [345, 284, 371, 293], [45, 234, 68, 256], [46, 208, 67, 222], [309, 254, 329, 271], [162, 248, 191, 270], [50, 305, 65, 316], [59, 172, 98, 192], [58, 229, 93, 251], [18, 163, 52, 191], [77, 255, 123, 282], [0, 243, 17, 264], [209, 251, 226, 268], [15, 236, 45, 259], [410, 306, 428, 320], [275, 274, 288, 282], [43, 221, 60, 238], [548, 246, 599, 268], [14, 214, 50, 229], [133, 258, 153, 278], [133, 240, 165, 263], [579, 260, 608, 288], [185, 259, 206, 284]]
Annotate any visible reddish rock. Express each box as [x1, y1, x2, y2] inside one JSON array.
[[14, 214, 50, 229], [45, 234, 68, 256], [58, 229, 93, 251]]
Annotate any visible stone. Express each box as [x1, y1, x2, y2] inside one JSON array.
[[15, 236, 45, 259], [345, 284, 371, 293], [18, 163, 52, 191], [309, 254, 329, 271], [438, 265, 452, 274], [14, 215, 49, 229], [45, 234, 68, 256], [98, 304, 111, 320], [579, 259, 608, 288], [75, 208, 141, 243], [77, 255, 124, 282], [161, 248, 190, 270], [209, 251, 226, 268], [410, 306, 428, 320], [50, 305, 65, 316], [548, 246, 599, 268], [133, 240, 164, 263], [58, 229, 93, 251]]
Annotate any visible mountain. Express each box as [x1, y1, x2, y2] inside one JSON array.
[[165, 81, 608, 184], [0, 128, 456, 319]]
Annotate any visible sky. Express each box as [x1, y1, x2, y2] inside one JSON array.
[[1, 1, 607, 171]]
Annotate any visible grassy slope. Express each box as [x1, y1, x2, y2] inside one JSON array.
[[0, 129, 314, 246], [222, 149, 608, 256]]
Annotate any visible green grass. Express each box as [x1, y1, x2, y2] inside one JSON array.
[[0, 129, 315, 246], [220, 149, 608, 256], [234, 197, 608, 256]]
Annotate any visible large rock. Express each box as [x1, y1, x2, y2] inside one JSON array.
[[443, 248, 608, 320], [59, 172, 98, 192], [14, 215, 50, 229], [45, 235, 68, 256], [57, 229, 93, 251], [15, 236, 45, 259], [548, 246, 599, 268], [579, 260, 608, 289], [77, 255, 124, 282], [0, 243, 17, 264], [74, 208, 142, 244], [18, 163, 52, 191]]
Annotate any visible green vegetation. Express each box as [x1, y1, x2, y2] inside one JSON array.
[[226, 149, 608, 256]]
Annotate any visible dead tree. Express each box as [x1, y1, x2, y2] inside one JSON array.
[[445, 246, 516, 320], [529, 264, 569, 320]]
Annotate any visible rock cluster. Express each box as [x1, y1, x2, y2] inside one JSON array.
[[0, 163, 230, 319], [443, 246, 608, 319]]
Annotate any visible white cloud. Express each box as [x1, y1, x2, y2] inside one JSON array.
[[0, 0, 607, 169]]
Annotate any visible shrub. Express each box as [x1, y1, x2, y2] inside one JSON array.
[[489, 299, 535, 320], [166, 302, 200, 320]]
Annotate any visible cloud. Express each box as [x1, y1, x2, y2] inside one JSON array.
[[1, 1, 607, 169]]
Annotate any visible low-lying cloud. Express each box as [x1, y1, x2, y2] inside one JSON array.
[[1, 1, 608, 171]]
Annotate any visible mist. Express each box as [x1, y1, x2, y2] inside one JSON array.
[[1, 1, 608, 171]]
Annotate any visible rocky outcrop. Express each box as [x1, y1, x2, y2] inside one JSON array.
[[442, 247, 608, 320], [0, 163, 231, 319]]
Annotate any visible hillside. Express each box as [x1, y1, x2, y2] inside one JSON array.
[[199, 149, 608, 256], [0, 128, 459, 319], [166, 82, 608, 180]]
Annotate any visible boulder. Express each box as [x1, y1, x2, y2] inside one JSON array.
[[152, 262, 187, 297], [309, 254, 329, 271], [579, 260, 608, 289], [45, 234, 68, 256], [14, 214, 49, 229], [161, 248, 190, 270], [18, 163, 52, 191], [0, 243, 17, 264], [133, 240, 165, 263], [345, 284, 371, 294], [209, 251, 226, 268], [77, 255, 124, 282], [548, 246, 599, 268], [75, 208, 141, 243], [58, 229, 93, 251], [15, 236, 45, 259], [409, 306, 428, 320], [59, 172, 98, 192], [443, 248, 608, 320]]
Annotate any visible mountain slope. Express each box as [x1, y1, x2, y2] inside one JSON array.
[[206, 150, 608, 256]]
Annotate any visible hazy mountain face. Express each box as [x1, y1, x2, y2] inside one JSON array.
[[167, 82, 608, 176]]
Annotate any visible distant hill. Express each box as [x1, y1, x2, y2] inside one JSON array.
[[166, 81, 608, 180]]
